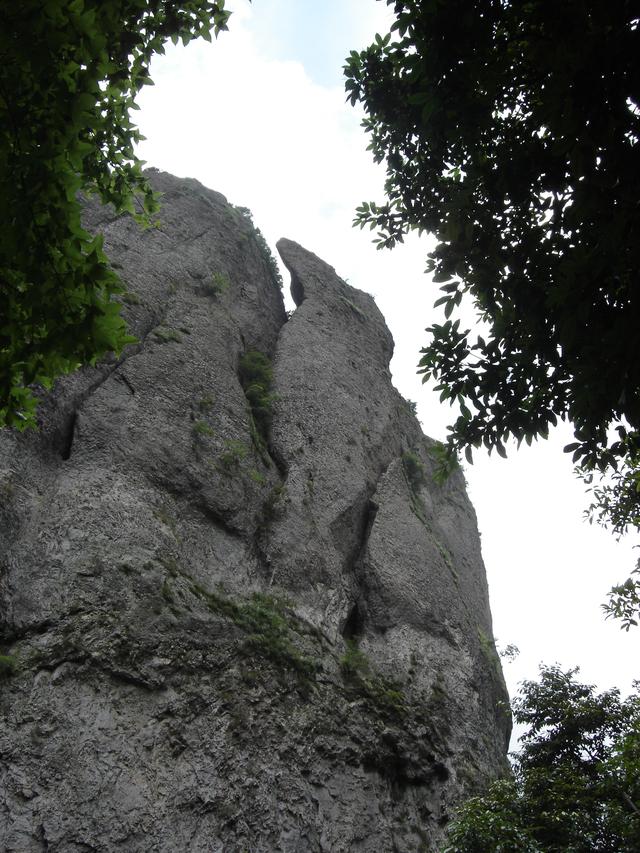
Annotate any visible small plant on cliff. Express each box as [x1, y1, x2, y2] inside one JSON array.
[[240, 593, 315, 679], [340, 639, 406, 717], [442, 666, 640, 852], [234, 206, 283, 290], [188, 581, 315, 682], [198, 394, 215, 413], [402, 449, 430, 526], [477, 628, 501, 678], [219, 439, 248, 470], [339, 294, 366, 321], [238, 350, 276, 443], [402, 450, 425, 494], [0, 654, 17, 679], [192, 419, 215, 438], [204, 271, 230, 298], [340, 639, 371, 680], [248, 468, 266, 486]]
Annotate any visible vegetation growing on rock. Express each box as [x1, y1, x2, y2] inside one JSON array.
[[234, 206, 284, 291], [0, 1, 230, 429], [238, 350, 276, 456]]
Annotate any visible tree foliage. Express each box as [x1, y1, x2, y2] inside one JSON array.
[[443, 665, 640, 852], [345, 1, 640, 523], [0, 0, 230, 428], [602, 560, 640, 631]]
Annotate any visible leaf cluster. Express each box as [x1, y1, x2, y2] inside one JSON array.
[[580, 431, 640, 538], [0, 0, 231, 428], [602, 562, 640, 632], [346, 1, 639, 521]]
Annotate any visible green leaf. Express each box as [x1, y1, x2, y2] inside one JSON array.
[[348, 0, 639, 548], [0, 0, 231, 427]]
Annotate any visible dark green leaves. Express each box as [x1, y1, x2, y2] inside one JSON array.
[[346, 0, 640, 546], [443, 666, 640, 852], [602, 564, 640, 632], [0, 0, 230, 428]]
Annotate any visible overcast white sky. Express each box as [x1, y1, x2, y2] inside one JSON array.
[[136, 0, 639, 709]]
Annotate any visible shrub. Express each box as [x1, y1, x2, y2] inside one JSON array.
[[402, 450, 425, 493], [219, 439, 248, 469], [340, 640, 406, 716], [0, 654, 16, 678], [238, 350, 275, 442], [192, 419, 214, 438], [198, 394, 215, 413], [204, 271, 229, 298], [340, 639, 371, 680]]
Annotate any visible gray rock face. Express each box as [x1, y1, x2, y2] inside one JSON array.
[[0, 171, 510, 852]]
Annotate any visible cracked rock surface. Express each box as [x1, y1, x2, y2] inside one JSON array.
[[0, 171, 510, 852]]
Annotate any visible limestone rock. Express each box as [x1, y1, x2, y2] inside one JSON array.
[[0, 171, 510, 852]]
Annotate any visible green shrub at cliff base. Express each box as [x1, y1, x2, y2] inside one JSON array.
[[442, 666, 640, 853], [0, 1, 231, 430]]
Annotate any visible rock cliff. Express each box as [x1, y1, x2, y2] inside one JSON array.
[[0, 171, 510, 852]]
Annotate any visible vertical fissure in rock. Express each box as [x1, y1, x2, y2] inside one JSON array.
[[59, 410, 77, 461], [342, 601, 365, 640], [347, 495, 380, 634], [288, 270, 305, 307], [237, 343, 288, 478], [116, 372, 136, 396], [334, 480, 383, 639]]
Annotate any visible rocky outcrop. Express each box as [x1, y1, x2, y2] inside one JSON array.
[[0, 171, 510, 852]]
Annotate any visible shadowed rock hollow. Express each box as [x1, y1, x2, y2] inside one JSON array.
[[0, 171, 510, 852]]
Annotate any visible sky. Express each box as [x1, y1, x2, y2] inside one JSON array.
[[136, 0, 639, 717]]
